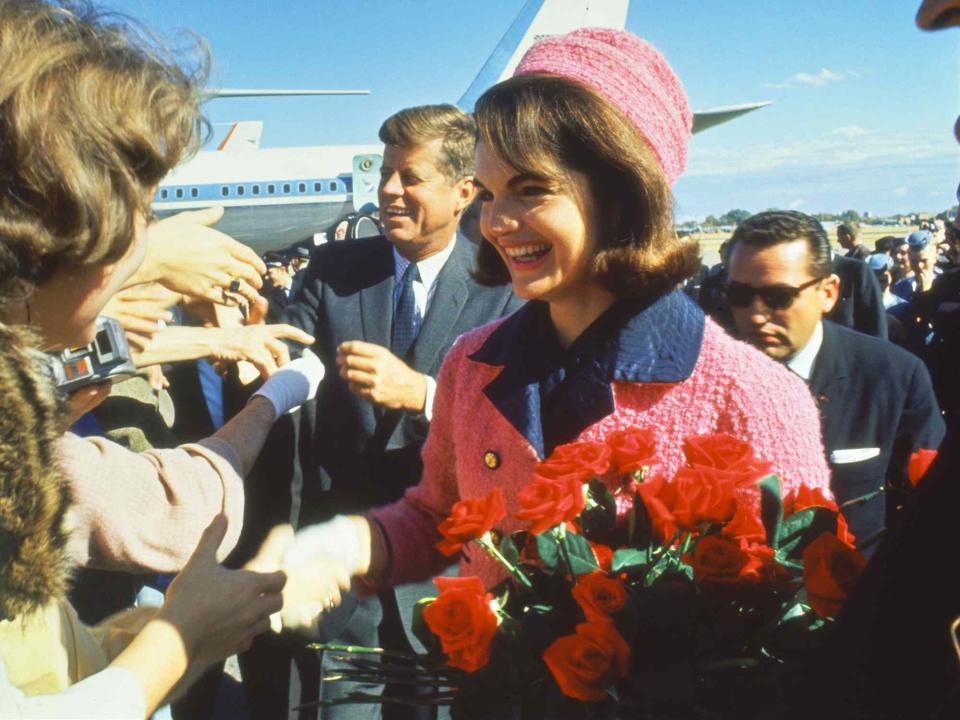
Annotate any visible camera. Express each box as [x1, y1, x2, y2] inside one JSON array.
[[47, 316, 137, 393]]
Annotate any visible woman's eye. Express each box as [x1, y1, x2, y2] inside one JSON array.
[[520, 185, 548, 197]]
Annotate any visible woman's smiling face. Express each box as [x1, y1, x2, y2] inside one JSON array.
[[475, 140, 603, 304]]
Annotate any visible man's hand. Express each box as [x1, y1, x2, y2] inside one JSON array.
[[135, 207, 266, 306], [336, 340, 427, 412]]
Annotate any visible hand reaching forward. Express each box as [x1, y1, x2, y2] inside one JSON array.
[[135, 207, 266, 306], [158, 515, 286, 664], [337, 340, 428, 412], [101, 282, 179, 351]]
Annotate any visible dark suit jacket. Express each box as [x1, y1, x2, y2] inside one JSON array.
[[808, 321, 944, 554], [828, 254, 888, 338], [283, 235, 522, 640]]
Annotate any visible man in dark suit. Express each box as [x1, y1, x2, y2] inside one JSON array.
[[261, 251, 293, 322], [725, 210, 944, 557], [246, 104, 521, 719], [828, 252, 888, 338], [837, 221, 871, 261]]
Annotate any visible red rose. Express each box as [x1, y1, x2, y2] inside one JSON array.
[[785, 486, 856, 549], [687, 535, 756, 585], [605, 427, 657, 476], [722, 500, 766, 544], [669, 466, 741, 528], [802, 532, 867, 618], [589, 542, 614, 572], [908, 448, 938, 487], [741, 543, 790, 585], [422, 576, 499, 672], [514, 476, 585, 535], [572, 572, 628, 622], [542, 621, 631, 701], [682, 433, 773, 484], [635, 474, 679, 542], [435, 488, 506, 557], [535, 440, 612, 484]]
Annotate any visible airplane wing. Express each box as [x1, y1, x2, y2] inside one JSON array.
[[205, 88, 370, 98], [692, 102, 771, 134], [217, 121, 264, 151], [458, 0, 629, 110]]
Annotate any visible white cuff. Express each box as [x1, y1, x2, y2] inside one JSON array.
[[422, 374, 437, 422]]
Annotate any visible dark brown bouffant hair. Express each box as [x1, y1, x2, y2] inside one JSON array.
[[0, 323, 72, 621], [471, 73, 700, 298], [0, 0, 208, 305], [378, 103, 476, 182]]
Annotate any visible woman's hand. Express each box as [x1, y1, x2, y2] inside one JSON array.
[[158, 515, 286, 663], [59, 382, 111, 430], [101, 283, 179, 351], [134, 207, 266, 307], [212, 324, 315, 379]]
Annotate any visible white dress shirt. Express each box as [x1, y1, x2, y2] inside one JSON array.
[[786, 321, 824, 381], [391, 237, 457, 419]]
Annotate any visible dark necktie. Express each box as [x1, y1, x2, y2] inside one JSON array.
[[391, 262, 420, 358]]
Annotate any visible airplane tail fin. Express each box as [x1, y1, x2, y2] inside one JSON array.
[[457, 0, 629, 111], [217, 121, 264, 151]]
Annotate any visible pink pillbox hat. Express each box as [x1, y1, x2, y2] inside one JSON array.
[[514, 28, 692, 186]]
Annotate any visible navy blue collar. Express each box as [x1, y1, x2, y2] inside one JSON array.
[[469, 290, 705, 457]]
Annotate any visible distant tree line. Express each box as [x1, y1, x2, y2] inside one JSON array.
[[681, 205, 958, 232]]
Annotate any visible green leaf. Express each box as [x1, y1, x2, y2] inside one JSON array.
[[778, 507, 838, 560], [579, 480, 617, 537], [411, 597, 440, 653], [499, 534, 520, 567], [561, 532, 598, 576], [612, 548, 649, 572], [758, 474, 784, 549], [534, 532, 560, 570]]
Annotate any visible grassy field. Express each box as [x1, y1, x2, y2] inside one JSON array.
[[693, 225, 915, 265]]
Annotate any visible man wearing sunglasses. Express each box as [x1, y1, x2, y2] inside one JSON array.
[[726, 210, 944, 559]]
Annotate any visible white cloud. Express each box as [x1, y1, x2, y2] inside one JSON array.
[[789, 198, 805, 209], [764, 68, 857, 89], [893, 187, 909, 196], [686, 128, 955, 178]]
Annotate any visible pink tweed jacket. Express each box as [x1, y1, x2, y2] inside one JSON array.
[[371, 312, 831, 590]]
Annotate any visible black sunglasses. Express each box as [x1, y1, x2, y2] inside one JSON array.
[[724, 277, 825, 310]]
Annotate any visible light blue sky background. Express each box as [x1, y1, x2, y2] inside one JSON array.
[[113, 0, 960, 220]]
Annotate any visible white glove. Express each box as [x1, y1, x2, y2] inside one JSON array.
[[252, 348, 324, 416], [272, 516, 361, 634]]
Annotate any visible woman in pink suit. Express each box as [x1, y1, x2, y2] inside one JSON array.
[[280, 28, 831, 618]]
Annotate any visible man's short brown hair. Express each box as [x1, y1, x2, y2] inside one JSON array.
[[471, 73, 699, 299], [0, 0, 207, 302], [378, 104, 476, 182]]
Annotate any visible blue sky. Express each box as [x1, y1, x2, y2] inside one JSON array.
[[112, 0, 960, 220]]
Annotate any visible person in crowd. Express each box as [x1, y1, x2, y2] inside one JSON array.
[[874, 234, 897, 255], [892, 230, 939, 300], [262, 251, 294, 321], [890, 235, 913, 283], [276, 28, 832, 692], [941, 211, 960, 270], [724, 210, 944, 556], [827, 250, 888, 337], [697, 240, 732, 326], [246, 104, 522, 718], [0, 0, 330, 584], [288, 245, 312, 301], [838, 221, 871, 260], [0, 321, 292, 719], [868, 253, 906, 310]]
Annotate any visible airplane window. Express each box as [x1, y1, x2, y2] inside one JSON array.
[[252, 185, 260, 195], [268, 184, 275, 194], [221, 186, 229, 197], [329, 181, 337, 192], [191, 188, 199, 198], [237, 185, 245, 196], [298, 183, 306, 193], [175, 188, 184, 198], [283, 183, 291, 194], [160, 189, 168, 199], [314, 182, 322, 192]]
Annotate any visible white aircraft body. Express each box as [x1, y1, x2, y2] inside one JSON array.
[[154, 0, 768, 254]]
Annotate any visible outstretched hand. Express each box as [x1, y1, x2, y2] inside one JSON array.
[[337, 340, 428, 412], [136, 207, 266, 307]]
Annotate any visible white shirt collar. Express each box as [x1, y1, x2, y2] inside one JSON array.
[[785, 321, 824, 381], [392, 235, 456, 293]]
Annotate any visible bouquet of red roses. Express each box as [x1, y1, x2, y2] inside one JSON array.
[[313, 430, 867, 719]]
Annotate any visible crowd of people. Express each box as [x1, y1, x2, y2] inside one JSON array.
[[2, 0, 960, 719]]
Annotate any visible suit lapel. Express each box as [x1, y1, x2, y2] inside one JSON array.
[[358, 242, 395, 348], [808, 321, 848, 410], [408, 236, 471, 374]]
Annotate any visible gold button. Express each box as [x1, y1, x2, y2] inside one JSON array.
[[483, 451, 501, 470]]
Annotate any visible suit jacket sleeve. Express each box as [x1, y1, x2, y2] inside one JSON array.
[[891, 359, 946, 487], [279, 262, 324, 345]]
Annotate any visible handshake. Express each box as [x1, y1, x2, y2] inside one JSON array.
[[262, 515, 371, 636]]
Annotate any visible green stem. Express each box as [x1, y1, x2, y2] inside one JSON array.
[[553, 525, 576, 579], [476, 533, 533, 589]]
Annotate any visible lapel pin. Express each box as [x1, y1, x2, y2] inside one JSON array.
[[483, 451, 501, 470]]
